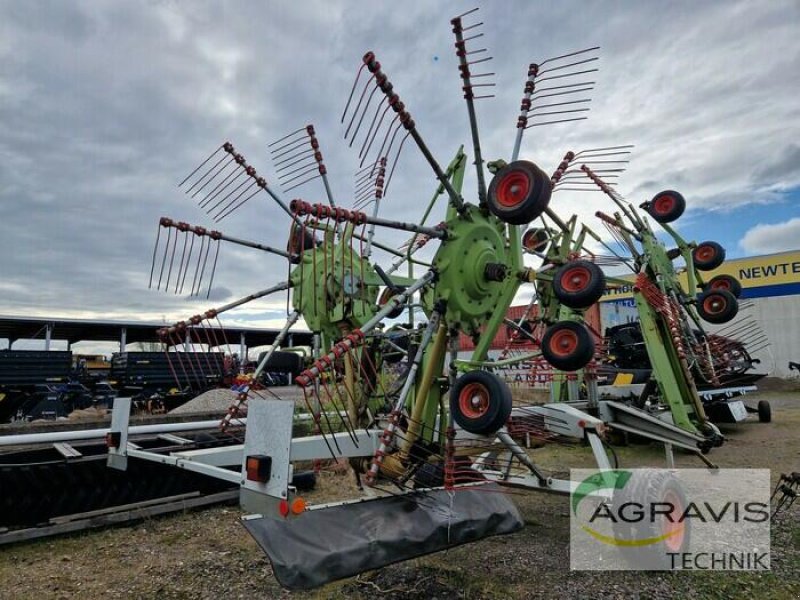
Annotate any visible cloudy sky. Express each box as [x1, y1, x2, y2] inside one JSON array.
[[1, 0, 798, 349]]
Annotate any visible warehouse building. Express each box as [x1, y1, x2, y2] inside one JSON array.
[[599, 250, 800, 378]]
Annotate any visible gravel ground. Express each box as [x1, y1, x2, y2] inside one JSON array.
[[1, 391, 798, 599]]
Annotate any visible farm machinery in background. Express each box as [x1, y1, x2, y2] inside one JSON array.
[[101, 8, 775, 588]]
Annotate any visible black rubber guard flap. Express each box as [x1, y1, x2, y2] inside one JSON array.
[[241, 483, 523, 590]]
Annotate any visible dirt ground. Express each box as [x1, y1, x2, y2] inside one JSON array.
[[1, 391, 798, 600]]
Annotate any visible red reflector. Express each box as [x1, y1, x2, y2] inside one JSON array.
[[105, 432, 121, 448], [246, 455, 272, 483], [577, 420, 586, 429], [278, 499, 290, 517]]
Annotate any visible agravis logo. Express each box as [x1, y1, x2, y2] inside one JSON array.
[[569, 468, 771, 571]]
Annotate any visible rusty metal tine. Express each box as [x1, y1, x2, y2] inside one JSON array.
[[526, 117, 588, 128], [531, 88, 594, 102], [156, 227, 172, 291], [148, 223, 162, 289], [538, 56, 599, 75], [183, 154, 231, 195], [211, 181, 257, 221], [370, 114, 401, 174], [178, 144, 224, 187], [349, 85, 381, 147], [529, 99, 592, 112], [461, 21, 483, 32], [273, 147, 312, 169], [536, 69, 599, 85], [204, 177, 251, 215], [378, 122, 404, 180], [341, 63, 367, 123], [283, 174, 323, 194], [384, 131, 411, 196], [469, 72, 495, 78], [529, 108, 591, 119], [275, 154, 315, 175], [344, 73, 376, 139], [454, 6, 479, 19], [267, 126, 307, 148], [175, 231, 189, 294], [269, 136, 310, 159], [531, 81, 596, 96], [574, 145, 635, 157], [466, 56, 492, 66], [164, 226, 179, 292], [193, 235, 212, 296], [206, 240, 221, 299], [280, 165, 319, 187], [462, 33, 484, 43], [538, 46, 600, 67], [197, 166, 244, 207], [216, 185, 267, 222], [189, 158, 236, 199], [358, 97, 389, 157], [276, 156, 316, 179], [179, 233, 196, 295], [359, 103, 392, 163], [190, 236, 206, 296]]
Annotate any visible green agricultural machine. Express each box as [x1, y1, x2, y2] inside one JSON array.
[[109, 8, 735, 588]]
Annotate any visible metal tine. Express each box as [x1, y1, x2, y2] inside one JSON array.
[[269, 135, 312, 160], [348, 84, 381, 147], [283, 174, 322, 193], [178, 144, 225, 188], [205, 240, 221, 299], [529, 98, 592, 112], [267, 126, 307, 148], [183, 154, 234, 195], [157, 227, 174, 291], [276, 156, 317, 180], [148, 222, 163, 289], [189, 158, 238, 199], [214, 186, 259, 223], [531, 81, 596, 96], [204, 176, 253, 215], [536, 68, 599, 85], [454, 6, 479, 19], [212, 181, 258, 222], [174, 231, 190, 294], [573, 144, 634, 157], [531, 87, 594, 102], [190, 236, 206, 297], [526, 117, 588, 128], [341, 62, 369, 123], [538, 56, 599, 76], [343, 72, 377, 140], [355, 157, 383, 178], [179, 233, 196, 294], [370, 117, 401, 177], [197, 165, 245, 208], [273, 147, 313, 169], [537, 46, 600, 68], [193, 235, 213, 296], [359, 100, 392, 160], [529, 108, 591, 119], [384, 131, 411, 196]]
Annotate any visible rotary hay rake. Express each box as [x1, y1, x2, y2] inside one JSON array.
[[109, 8, 737, 589]]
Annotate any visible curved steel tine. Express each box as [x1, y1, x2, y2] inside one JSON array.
[[178, 144, 224, 187]]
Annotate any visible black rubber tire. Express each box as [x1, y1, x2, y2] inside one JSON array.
[[487, 160, 552, 225], [705, 274, 742, 298], [758, 400, 771, 423], [449, 370, 513, 435], [646, 190, 686, 224], [666, 248, 682, 261], [522, 228, 549, 253], [541, 321, 595, 371], [611, 469, 691, 569], [693, 241, 725, 271], [697, 289, 738, 324], [552, 260, 606, 309]]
